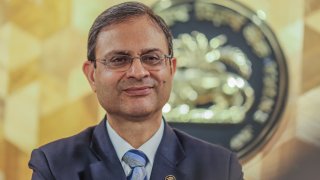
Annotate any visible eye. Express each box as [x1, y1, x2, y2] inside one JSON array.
[[141, 54, 161, 65], [109, 55, 131, 66]]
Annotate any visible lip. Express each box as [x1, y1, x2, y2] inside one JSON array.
[[123, 86, 153, 96]]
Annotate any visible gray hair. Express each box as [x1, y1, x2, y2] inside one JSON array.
[[87, 1, 173, 63]]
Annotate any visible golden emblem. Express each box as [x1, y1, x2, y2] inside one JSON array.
[[153, 0, 288, 160], [165, 175, 176, 180]]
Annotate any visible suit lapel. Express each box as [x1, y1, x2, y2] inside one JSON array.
[[82, 161, 126, 180], [150, 122, 187, 180], [83, 118, 187, 180], [83, 118, 127, 180]]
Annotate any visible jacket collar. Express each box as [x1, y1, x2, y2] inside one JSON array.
[[84, 117, 126, 179], [84, 117, 187, 180], [150, 121, 187, 180]]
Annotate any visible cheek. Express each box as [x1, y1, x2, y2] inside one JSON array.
[[95, 71, 120, 94], [157, 73, 174, 94], [95, 76, 119, 109]]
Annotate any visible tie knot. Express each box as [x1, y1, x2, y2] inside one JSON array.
[[122, 149, 148, 168]]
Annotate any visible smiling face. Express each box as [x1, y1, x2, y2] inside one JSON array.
[[83, 15, 176, 121]]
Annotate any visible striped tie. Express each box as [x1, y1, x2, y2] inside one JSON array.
[[122, 149, 149, 180]]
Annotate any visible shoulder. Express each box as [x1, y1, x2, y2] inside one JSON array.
[[39, 125, 96, 154], [172, 128, 232, 156], [171, 128, 243, 179], [171, 128, 241, 169], [29, 125, 98, 178]]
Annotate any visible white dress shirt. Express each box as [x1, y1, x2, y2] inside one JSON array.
[[106, 119, 164, 179]]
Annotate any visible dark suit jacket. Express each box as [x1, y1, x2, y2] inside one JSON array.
[[29, 119, 243, 180]]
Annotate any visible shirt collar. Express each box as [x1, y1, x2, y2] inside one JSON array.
[[106, 119, 164, 166]]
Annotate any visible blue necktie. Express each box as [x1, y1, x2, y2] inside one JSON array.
[[122, 149, 149, 180]]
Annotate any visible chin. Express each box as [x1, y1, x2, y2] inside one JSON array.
[[126, 108, 153, 117], [124, 105, 162, 119]]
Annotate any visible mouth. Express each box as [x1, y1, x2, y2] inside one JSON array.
[[123, 86, 153, 96]]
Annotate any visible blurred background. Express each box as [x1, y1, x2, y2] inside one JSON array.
[[0, 0, 320, 179]]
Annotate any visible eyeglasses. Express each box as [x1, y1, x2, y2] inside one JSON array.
[[94, 52, 172, 72]]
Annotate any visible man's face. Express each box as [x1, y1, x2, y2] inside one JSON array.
[[83, 16, 176, 120]]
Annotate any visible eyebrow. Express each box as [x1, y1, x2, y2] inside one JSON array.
[[104, 48, 164, 58], [104, 50, 130, 58], [140, 48, 163, 54]]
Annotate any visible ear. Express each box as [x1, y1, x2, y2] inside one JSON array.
[[170, 57, 177, 75], [83, 60, 97, 92]]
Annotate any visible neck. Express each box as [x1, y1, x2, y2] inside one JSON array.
[[106, 113, 162, 148]]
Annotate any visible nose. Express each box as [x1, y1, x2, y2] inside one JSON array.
[[125, 58, 150, 79]]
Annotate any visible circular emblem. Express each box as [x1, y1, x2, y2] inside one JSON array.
[[165, 175, 176, 180], [153, 0, 288, 160]]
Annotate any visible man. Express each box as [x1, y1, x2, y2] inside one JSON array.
[[29, 2, 243, 180]]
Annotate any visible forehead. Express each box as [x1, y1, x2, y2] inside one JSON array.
[[95, 16, 168, 56]]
